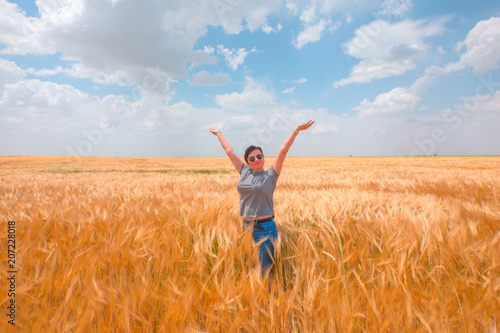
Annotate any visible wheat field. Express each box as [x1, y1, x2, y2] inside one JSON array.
[[1, 155, 499, 332]]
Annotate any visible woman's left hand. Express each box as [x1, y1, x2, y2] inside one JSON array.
[[295, 120, 315, 132], [209, 128, 221, 136]]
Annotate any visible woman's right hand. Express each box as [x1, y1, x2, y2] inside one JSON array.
[[209, 128, 221, 136]]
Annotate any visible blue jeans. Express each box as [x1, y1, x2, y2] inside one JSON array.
[[243, 220, 277, 276]]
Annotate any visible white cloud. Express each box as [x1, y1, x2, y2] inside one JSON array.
[[216, 45, 255, 70], [437, 46, 446, 55], [281, 77, 307, 93], [190, 71, 231, 86], [0, 79, 88, 114], [334, 18, 447, 87], [0, 75, 200, 146], [203, 45, 215, 55], [0, 0, 280, 92], [292, 78, 307, 84], [0, 1, 47, 55], [286, 1, 298, 15], [353, 87, 421, 116], [290, 0, 408, 47], [293, 0, 347, 49], [406, 17, 500, 80], [350, 18, 444, 57], [300, 4, 317, 24], [245, 5, 275, 32], [215, 77, 275, 109], [262, 24, 273, 34], [311, 123, 337, 134], [0, 59, 26, 88], [262, 23, 283, 34], [0, 79, 98, 138], [334, 58, 417, 87], [350, 17, 500, 119], [444, 17, 500, 73], [36, 0, 86, 25], [294, 19, 331, 49]]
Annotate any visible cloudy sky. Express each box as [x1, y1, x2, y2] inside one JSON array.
[[1, 0, 499, 157]]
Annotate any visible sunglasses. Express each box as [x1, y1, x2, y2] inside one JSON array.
[[249, 154, 263, 162]]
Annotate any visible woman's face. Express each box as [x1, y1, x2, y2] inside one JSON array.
[[247, 149, 264, 171]]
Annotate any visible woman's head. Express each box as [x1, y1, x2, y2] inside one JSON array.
[[244, 145, 263, 164]]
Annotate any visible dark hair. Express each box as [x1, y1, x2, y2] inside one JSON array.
[[244, 145, 263, 163]]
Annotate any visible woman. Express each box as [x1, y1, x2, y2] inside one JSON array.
[[209, 120, 315, 278]]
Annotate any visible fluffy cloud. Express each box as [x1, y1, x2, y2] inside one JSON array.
[[294, 19, 330, 49], [291, 0, 414, 51], [292, 1, 345, 49], [244, 4, 279, 32], [311, 123, 337, 133], [215, 77, 275, 110], [0, 59, 26, 89], [0, 0, 280, 91], [216, 45, 256, 70], [292, 78, 307, 84], [1, 79, 88, 115], [0, 0, 48, 55], [262, 23, 283, 34], [286, 1, 298, 15], [351, 17, 500, 119], [0, 66, 144, 141], [445, 17, 500, 73], [334, 58, 416, 87], [0, 79, 97, 138], [353, 87, 421, 116], [0, 74, 195, 150], [334, 18, 446, 87], [190, 71, 231, 86]]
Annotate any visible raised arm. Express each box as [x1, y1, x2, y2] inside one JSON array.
[[209, 128, 244, 173], [272, 120, 315, 175]]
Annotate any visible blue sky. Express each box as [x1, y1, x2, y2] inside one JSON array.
[[1, 0, 499, 157]]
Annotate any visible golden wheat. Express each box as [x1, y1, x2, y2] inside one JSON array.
[[1, 155, 499, 332]]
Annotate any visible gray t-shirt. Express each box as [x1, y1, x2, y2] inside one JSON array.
[[237, 164, 280, 218]]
